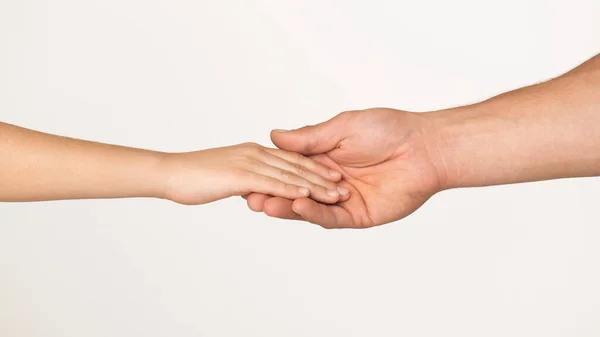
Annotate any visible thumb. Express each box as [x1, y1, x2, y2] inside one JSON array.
[[270, 114, 345, 155]]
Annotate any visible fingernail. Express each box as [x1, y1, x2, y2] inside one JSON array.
[[298, 187, 309, 196], [272, 129, 288, 133], [327, 189, 339, 197], [337, 186, 349, 196], [329, 170, 341, 178]]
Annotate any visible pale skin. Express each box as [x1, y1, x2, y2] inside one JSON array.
[[3, 54, 599, 227], [246, 53, 600, 228], [0, 123, 350, 205]]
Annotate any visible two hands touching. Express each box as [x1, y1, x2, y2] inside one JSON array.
[[0, 109, 435, 228], [2, 53, 599, 228], [0, 124, 348, 209], [246, 53, 600, 228], [0, 108, 444, 229], [245, 109, 444, 228], [161, 143, 348, 206]]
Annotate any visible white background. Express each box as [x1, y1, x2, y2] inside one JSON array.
[[1, 1, 599, 336]]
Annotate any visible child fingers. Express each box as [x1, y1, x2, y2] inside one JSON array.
[[262, 148, 342, 182], [263, 152, 351, 201], [291, 198, 356, 229], [259, 150, 339, 190], [241, 173, 311, 200], [249, 164, 341, 204]]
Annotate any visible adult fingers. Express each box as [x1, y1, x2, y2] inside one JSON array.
[[245, 192, 270, 212], [270, 112, 351, 155], [262, 196, 303, 221], [291, 198, 357, 229]]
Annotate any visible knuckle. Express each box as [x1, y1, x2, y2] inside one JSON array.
[[293, 163, 306, 176], [324, 181, 337, 189], [289, 151, 303, 163], [245, 142, 261, 148], [303, 181, 316, 191], [275, 181, 291, 193], [338, 110, 354, 119], [339, 109, 360, 121], [280, 169, 294, 181], [263, 177, 282, 190], [317, 221, 334, 229], [275, 180, 287, 190], [306, 137, 320, 152], [240, 142, 263, 156], [262, 175, 274, 184]]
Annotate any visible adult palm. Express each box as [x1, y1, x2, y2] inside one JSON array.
[[245, 108, 448, 228]]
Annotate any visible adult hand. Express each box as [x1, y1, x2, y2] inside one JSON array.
[[246, 54, 600, 229], [244, 108, 448, 228]]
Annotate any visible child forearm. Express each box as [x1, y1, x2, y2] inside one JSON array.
[[0, 122, 166, 201]]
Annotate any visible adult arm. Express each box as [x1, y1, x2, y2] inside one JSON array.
[[429, 53, 600, 189], [246, 53, 600, 228]]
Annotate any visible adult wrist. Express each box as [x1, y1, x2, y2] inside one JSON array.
[[422, 104, 492, 190]]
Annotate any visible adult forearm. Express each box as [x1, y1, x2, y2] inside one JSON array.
[[0, 122, 166, 201], [428, 54, 600, 189]]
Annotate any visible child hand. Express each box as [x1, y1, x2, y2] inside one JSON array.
[[158, 143, 349, 205]]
